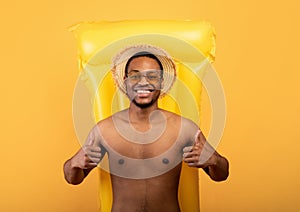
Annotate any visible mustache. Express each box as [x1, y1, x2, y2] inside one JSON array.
[[133, 84, 158, 91]]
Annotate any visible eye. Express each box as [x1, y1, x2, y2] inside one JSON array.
[[128, 73, 140, 79], [130, 75, 140, 79], [147, 75, 159, 80]]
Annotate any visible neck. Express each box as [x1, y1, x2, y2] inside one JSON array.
[[128, 101, 159, 123]]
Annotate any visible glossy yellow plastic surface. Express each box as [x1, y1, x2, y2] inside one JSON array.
[[71, 20, 216, 212]]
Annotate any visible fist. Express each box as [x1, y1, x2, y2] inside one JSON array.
[[183, 130, 216, 168], [72, 133, 102, 169]]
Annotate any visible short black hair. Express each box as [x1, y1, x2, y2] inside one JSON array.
[[124, 51, 164, 77]]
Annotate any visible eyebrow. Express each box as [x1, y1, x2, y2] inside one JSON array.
[[128, 70, 140, 73], [128, 69, 161, 72]]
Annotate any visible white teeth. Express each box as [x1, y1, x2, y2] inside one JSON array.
[[137, 90, 151, 94]]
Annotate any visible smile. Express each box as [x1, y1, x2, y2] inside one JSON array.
[[136, 90, 152, 94]]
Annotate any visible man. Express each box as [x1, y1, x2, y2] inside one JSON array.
[[64, 44, 229, 212]]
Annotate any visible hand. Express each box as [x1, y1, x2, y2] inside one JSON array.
[[183, 130, 217, 168], [71, 133, 102, 170]]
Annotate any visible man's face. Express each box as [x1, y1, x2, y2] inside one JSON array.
[[125, 56, 163, 108]]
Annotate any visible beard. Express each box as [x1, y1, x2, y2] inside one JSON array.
[[131, 90, 160, 109], [132, 98, 156, 108]]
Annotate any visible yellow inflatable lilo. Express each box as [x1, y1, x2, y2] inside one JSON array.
[[71, 20, 216, 212]]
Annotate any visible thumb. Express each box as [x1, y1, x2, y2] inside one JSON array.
[[86, 132, 95, 146], [194, 129, 201, 146]]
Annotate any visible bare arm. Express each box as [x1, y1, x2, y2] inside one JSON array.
[[183, 130, 229, 182], [63, 126, 104, 185], [202, 151, 229, 181]]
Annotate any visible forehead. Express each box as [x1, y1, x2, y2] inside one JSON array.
[[127, 56, 161, 71]]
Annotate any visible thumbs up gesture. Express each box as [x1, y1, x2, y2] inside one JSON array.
[[72, 128, 102, 170], [183, 130, 217, 168]]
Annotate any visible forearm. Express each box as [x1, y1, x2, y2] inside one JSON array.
[[205, 153, 229, 182], [63, 158, 87, 185]]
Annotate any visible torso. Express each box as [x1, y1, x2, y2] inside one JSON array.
[[97, 109, 198, 212]]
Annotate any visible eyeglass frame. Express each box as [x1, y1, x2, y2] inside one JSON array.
[[125, 70, 163, 84]]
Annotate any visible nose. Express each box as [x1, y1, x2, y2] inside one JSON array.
[[138, 75, 149, 85]]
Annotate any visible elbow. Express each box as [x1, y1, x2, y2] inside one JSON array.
[[64, 174, 84, 185], [63, 161, 84, 185], [67, 180, 83, 185], [211, 171, 229, 182], [210, 158, 229, 182]]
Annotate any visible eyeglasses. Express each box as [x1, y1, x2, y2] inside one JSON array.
[[127, 70, 162, 84]]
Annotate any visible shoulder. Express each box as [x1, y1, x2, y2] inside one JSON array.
[[96, 109, 129, 127], [160, 109, 198, 129], [161, 109, 199, 141], [160, 109, 181, 122], [181, 116, 199, 130]]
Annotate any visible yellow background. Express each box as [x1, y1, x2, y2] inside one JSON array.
[[0, 0, 299, 211]]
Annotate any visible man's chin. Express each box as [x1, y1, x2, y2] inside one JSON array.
[[132, 99, 156, 109]]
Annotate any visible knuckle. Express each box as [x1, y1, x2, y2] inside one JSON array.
[[84, 156, 90, 163]]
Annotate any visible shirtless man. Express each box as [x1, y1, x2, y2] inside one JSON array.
[[64, 45, 229, 212]]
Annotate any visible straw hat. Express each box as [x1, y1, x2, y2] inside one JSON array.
[[111, 44, 177, 97]]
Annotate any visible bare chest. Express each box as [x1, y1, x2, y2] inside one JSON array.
[[100, 126, 184, 179]]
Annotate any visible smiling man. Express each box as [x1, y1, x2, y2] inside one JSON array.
[[124, 51, 163, 108], [63, 44, 229, 212]]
